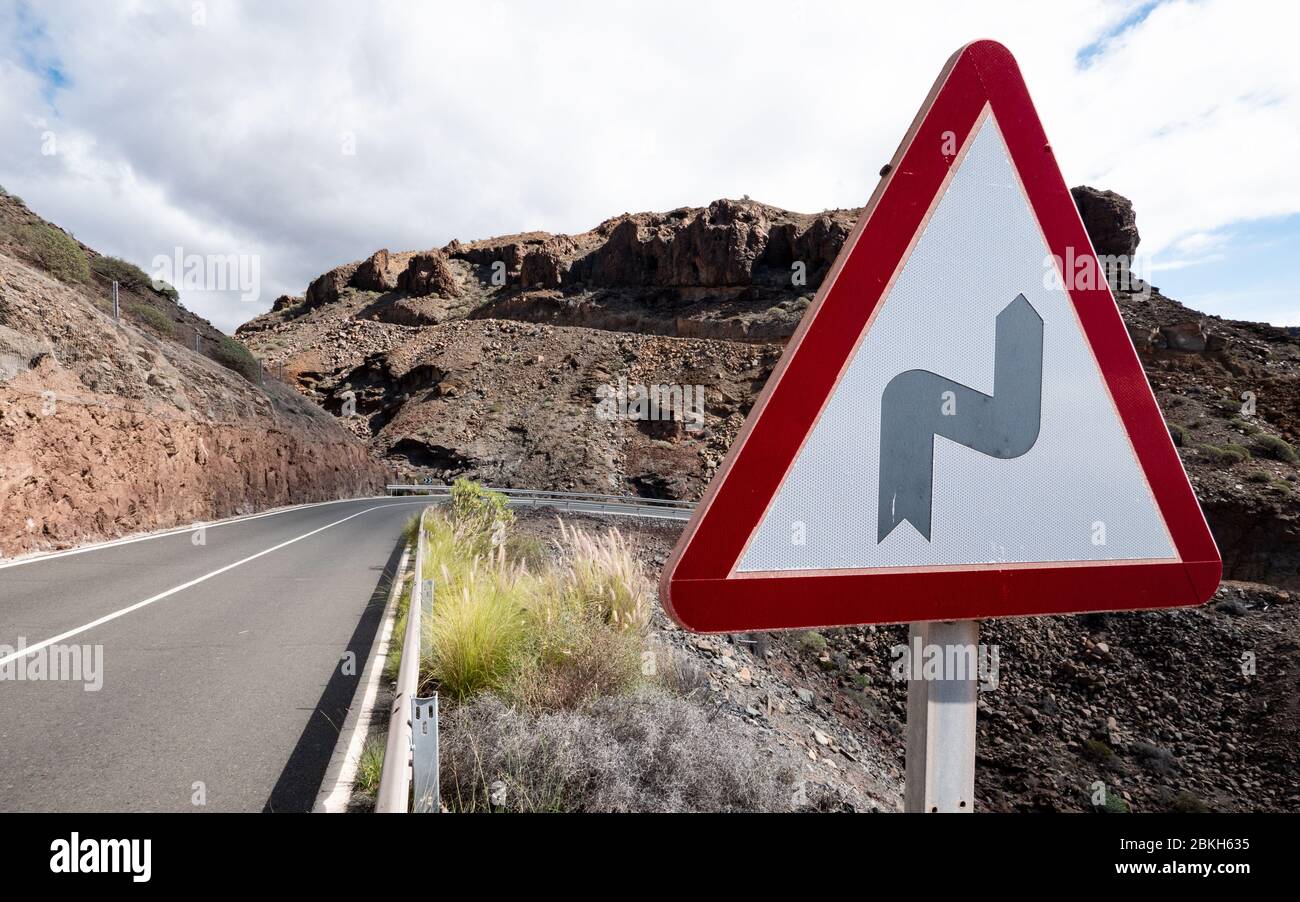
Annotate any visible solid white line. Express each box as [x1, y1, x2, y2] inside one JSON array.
[[314, 542, 411, 813], [0, 502, 427, 667], [0, 495, 397, 573]]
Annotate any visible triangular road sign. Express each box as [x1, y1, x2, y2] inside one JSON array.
[[661, 40, 1221, 633]]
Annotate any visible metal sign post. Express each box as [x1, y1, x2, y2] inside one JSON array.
[[111, 280, 119, 321], [904, 619, 978, 813]]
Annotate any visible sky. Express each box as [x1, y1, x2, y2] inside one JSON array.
[[0, 0, 1296, 333]]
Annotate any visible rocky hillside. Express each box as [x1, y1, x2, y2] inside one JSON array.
[[0, 193, 388, 558], [239, 190, 1300, 590]]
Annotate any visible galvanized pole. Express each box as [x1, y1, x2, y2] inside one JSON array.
[[112, 281, 119, 321], [903, 619, 978, 813]]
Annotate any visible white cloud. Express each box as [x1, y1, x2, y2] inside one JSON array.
[[0, 0, 1295, 331]]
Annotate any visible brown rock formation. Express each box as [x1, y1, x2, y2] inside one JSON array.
[[305, 259, 361, 309], [400, 249, 460, 298], [352, 248, 410, 292], [1071, 185, 1141, 259], [0, 204, 387, 559]]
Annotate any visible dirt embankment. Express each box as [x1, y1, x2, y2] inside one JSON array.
[[0, 211, 387, 558]]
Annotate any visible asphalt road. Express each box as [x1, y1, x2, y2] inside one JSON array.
[[0, 497, 429, 812]]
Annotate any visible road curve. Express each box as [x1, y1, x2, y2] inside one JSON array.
[[0, 497, 429, 812], [0, 492, 687, 812]]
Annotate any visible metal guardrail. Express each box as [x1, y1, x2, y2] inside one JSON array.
[[385, 484, 695, 516], [375, 507, 428, 813]]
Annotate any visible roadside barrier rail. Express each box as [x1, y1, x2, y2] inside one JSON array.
[[375, 507, 428, 813]]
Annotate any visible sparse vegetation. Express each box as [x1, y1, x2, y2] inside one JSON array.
[[130, 304, 174, 337], [353, 733, 386, 796], [92, 255, 181, 302], [1083, 738, 1115, 764], [448, 477, 514, 556], [1098, 792, 1130, 814], [92, 255, 151, 290], [214, 334, 261, 383], [797, 630, 828, 656], [1252, 434, 1297, 463], [1194, 442, 1248, 465], [1168, 789, 1209, 814], [7, 221, 90, 283]]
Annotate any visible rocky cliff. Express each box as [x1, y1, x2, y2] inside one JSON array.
[[0, 194, 388, 558], [239, 189, 1300, 590]]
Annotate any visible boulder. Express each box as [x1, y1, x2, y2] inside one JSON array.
[[271, 294, 303, 312], [304, 261, 361, 309], [1160, 321, 1209, 352], [400, 250, 460, 298], [1071, 186, 1140, 260], [351, 249, 407, 292]]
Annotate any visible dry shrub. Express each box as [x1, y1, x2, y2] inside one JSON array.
[[440, 691, 794, 813], [419, 511, 651, 711], [557, 519, 649, 631]]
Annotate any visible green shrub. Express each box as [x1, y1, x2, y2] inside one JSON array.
[[1194, 443, 1247, 465], [1099, 792, 1130, 814], [1246, 471, 1271, 484], [8, 221, 89, 283], [93, 255, 151, 290], [1229, 417, 1260, 436], [1083, 738, 1115, 764], [797, 631, 827, 656], [1252, 434, 1297, 463], [506, 527, 648, 711], [214, 335, 261, 383], [449, 478, 514, 554], [130, 304, 174, 337], [1166, 423, 1185, 447], [1169, 789, 1209, 814]]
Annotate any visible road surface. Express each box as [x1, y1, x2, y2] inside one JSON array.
[[0, 497, 428, 812], [0, 491, 688, 812]]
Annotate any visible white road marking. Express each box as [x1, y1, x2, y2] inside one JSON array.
[[0, 495, 396, 572], [0, 502, 427, 667], [314, 542, 411, 813]]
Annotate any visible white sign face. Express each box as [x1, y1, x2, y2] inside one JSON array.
[[739, 114, 1175, 573]]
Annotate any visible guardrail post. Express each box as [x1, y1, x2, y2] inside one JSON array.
[[411, 694, 439, 813]]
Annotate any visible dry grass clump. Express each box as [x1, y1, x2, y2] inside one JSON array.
[[440, 691, 795, 813], [418, 511, 649, 710]]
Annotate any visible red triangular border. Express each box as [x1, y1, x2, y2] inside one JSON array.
[[661, 40, 1221, 633]]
